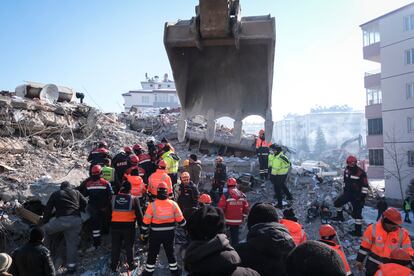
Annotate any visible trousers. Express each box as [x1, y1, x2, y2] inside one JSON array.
[[111, 227, 136, 270], [270, 174, 292, 208], [145, 230, 177, 274]]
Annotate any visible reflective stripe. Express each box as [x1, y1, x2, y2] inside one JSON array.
[[350, 175, 360, 179], [87, 186, 107, 190], [141, 226, 148, 230], [368, 256, 382, 265], [355, 219, 363, 225], [67, 263, 76, 268], [145, 267, 155, 272], [146, 264, 155, 268], [226, 219, 242, 223], [346, 271, 352, 276], [93, 234, 100, 237], [151, 226, 175, 231], [402, 244, 412, 249], [377, 271, 382, 276], [362, 237, 371, 243], [358, 249, 368, 255], [336, 207, 343, 211], [398, 228, 403, 247], [361, 187, 369, 192]]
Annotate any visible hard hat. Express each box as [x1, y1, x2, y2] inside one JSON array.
[[130, 155, 139, 165], [319, 224, 337, 238], [157, 182, 168, 190], [181, 172, 190, 181], [124, 146, 133, 154], [216, 156, 224, 163], [98, 141, 108, 148], [157, 143, 165, 149], [133, 144, 142, 151], [158, 160, 167, 169], [383, 207, 403, 225], [390, 248, 412, 261], [259, 129, 265, 135], [91, 165, 102, 176], [227, 178, 237, 187], [346, 155, 357, 165], [199, 194, 212, 204], [183, 159, 190, 167]]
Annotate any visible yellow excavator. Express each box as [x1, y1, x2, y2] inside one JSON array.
[[164, 0, 275, 143]]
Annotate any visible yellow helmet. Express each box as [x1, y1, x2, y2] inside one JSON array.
[[183, 159, 190, 166]]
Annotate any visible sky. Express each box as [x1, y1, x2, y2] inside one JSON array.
[[0, 0, 413, 121]]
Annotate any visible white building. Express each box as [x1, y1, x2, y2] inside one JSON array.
[[123, 73, 180, 112], [360, 3, 414, 200]]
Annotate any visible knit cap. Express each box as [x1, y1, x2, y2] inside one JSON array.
[[247, 202, 279, 229], [187, 205, 225, 241]]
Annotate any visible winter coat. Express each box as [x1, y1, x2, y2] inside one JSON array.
[[218, 188, 249, 226], [177, 182, 200, 220], [213, 163, 227, 188], [184, 234, 259, 276], [187, 161, 202, 186], [236, 222, 296, 276], [10, 242, 55, 276]]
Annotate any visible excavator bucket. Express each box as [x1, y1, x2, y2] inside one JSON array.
[[164, 0, 275, 143]]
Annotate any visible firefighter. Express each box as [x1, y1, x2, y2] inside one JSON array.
[[255, 129, 271, 180], [87, 141, 111, 171], [374, 248, 414, 276], [161, 144, 180, 185], [211, 156, 227, 205], [280, 208, 307, 246], [148, 160, 173, 200], [110, 181, 143, 273], [141, 182, 186, 275], [124, 155, 146, 182], [198, 193, 212, 206], [318, 224, 352, 276], [102, 158, 117, 192], [268, 145, 293, 209], [356, 207, 414, 276], [78, 165, 113, 249], [217, 178, 249, 246], [332, 155, 369, 236], [177, 172, 199, 220], [125, 167, 147, 208], [112, 146, 133, 190], [133, 143, 156, 180]]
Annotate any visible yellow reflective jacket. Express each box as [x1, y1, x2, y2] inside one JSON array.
[[268, 152, 290, 175], [162, 150, 180, 174]]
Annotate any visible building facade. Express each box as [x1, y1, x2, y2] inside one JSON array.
[[122, 74, 180, 112], [361, 3, 414, 199]]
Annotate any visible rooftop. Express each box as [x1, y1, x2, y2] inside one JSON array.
[[360, 2, 414, 27]]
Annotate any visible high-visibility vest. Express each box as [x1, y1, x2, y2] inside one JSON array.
[[126, 175, 146, 197], [162, 151, 179, 174], [280, 219, 307, 246], [148, 169, 173, 196], [111, 193, 136, 222], [321, 240, 352, 276], [143, 199, 184, 230], [102, 166, 115, 182], [375, 263, 414, 276], [255, 138, 271, 149], [268, 152, 290, 175]]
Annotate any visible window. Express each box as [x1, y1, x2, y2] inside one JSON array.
[[169, 95, 175, 103], [407, 83, 414, 99], [408, 117, 414, 132], [363, 25, 380, 46], [366, 89, 382, 105], [369, 149, 384, 166], [157, 94, 168, 103], [142, 95, 149, 104], [404, 15, 414, 31], [368, 118, 383, 135], [408, 151, 414, 167], [405, 49, 414, 64]]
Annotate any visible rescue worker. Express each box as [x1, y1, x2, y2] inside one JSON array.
[[268, 145, 293, 209], [133, 143, 155, 179], [161, 144, 180, 185], [177, 172, 200, 220], [376, 195, 388, 221], [319, 224, 352, 276], [124, 155, 146, 182], [356, 207, 414, 276], [78, 165, 113, 249], [87, 141, 111, 171], [332, 155, 369, 236], [102, 158, 117, 193], [211, 156, 227, 205], [141, 182, 186, 275], [42, 181, 87, 274], [187, 154, 202, 187], [125, 168, 147, 208], [280, 208, 307, 246], [110, 181, 143, 273], [218, 178, 249, 246], [182, 159, 190, 172], [148, 160, 173, 200], [147, 139, 157, 163], [403, 197, 411, 223], [161, 137, 175, 152], [256, 129, 271, 180], [374, 248, 414, 276], [198, 193, 212, 206], [112, 146, 133, 189]]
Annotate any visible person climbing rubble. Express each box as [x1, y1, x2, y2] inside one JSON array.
[[133, 143, 155, 180], [161, 144, 180, 186], [218, 178, 249, 246], [318, 224, 352, 276], [280, 208, 307, 246], [374, 248, 414, 276], [42, 181, 86, 274], [268, 145, 293, 209], [211, 156, 227, 205], [141, 182, 186, 276], [110, 181, 143, 273], [332, 155, 369, 237], [187, 154, 202, 187], [87, 141, 111, 171], [177, 172, 200, 220], [356, 207, 414, 276], [112, 146, 133, 190], [148, 160, 173, 200], [255, 129, 271, 180], [78, 165, 113, 250]]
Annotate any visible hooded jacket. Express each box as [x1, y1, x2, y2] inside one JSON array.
[[184, 234, 259, 276], [187, 160, 202, 186], [236, 222, 296, 276], [217, 188, 249, 226], [10, 241, 55, 276]]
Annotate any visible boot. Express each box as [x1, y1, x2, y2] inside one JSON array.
[[331, 211, 344, 222], [349, 224, 362, 237], [170, 268, 182, 275]]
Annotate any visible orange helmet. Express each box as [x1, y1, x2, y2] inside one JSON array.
[[129, 155, 139, 165], [199, 194, 212, 204], [158, 160, 167, 169], [157, 182, 168, 190], [181, 172, 190, 181], [227, 178, 237, 187], [319, 224, 337, 238], [91, 165, 102, 176], [346, 155, 357, 166], [259, 129, 265, 135], [390, 248, 412, 261], [383, 207, 403, 225], [183, 159, 190, 167]]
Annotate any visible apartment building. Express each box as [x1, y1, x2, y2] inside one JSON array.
[[361, 3, 414, 199]]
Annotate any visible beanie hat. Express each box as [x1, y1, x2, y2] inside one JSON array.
[[283, 208, 298, 222], [286, 241, 347, 276], [189, 154, 197, 161], [121, 181, 132, 192], [187, 205, 225, 241], [29, 226, 45, 243], [0, 253, 12, 273], [60, 181, 71, 190], [247, 203, 279, 229]]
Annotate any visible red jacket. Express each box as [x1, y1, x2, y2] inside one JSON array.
[[218, 187, 249, 226]]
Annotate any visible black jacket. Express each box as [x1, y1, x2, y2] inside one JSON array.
[[236, 222, 295, 276], [10, 242, 55, 276], [43, 187, 87, 223], [177, 181, 200, 219], [184, 234, 259, 276], [213, 164, 227, 188]]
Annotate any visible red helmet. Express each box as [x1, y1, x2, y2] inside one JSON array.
[[133, 144, 142, 151], [390, 248, 412, 261], [91, 165, 102, 176], [157, 143, 165, 149], [199, 194, 212, 204], [346, 155, 357, 166], [157, 182, 168, 190], [158, 160, 167, 169], [383, 207, 402, 225], [98, 141, 108, 148], [259, 129, 265, 135], [319, 224, 337, 238], [130, 155, 139, 165], [124, 146, 133, 154], [227, 178, 237, 187]]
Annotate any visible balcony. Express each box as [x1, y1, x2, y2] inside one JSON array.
[[363, 42, 380, 62], [364, 69, 381, 88], [365, 103, 382, 119]]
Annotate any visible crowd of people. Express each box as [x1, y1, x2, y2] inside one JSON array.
[[0, 134, 413, 276]]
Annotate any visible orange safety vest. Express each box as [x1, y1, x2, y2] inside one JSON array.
[[322, 240, 352, 276], [375, 263, 414, 276], [148, 169, 173, 196], [359, 223, 414, 265], [255, 138, 271, 149], [143, 199, 184, 230], [126, 175, 146, 197], [280, 219, 307, 246], [111, 193, 136, 222]]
